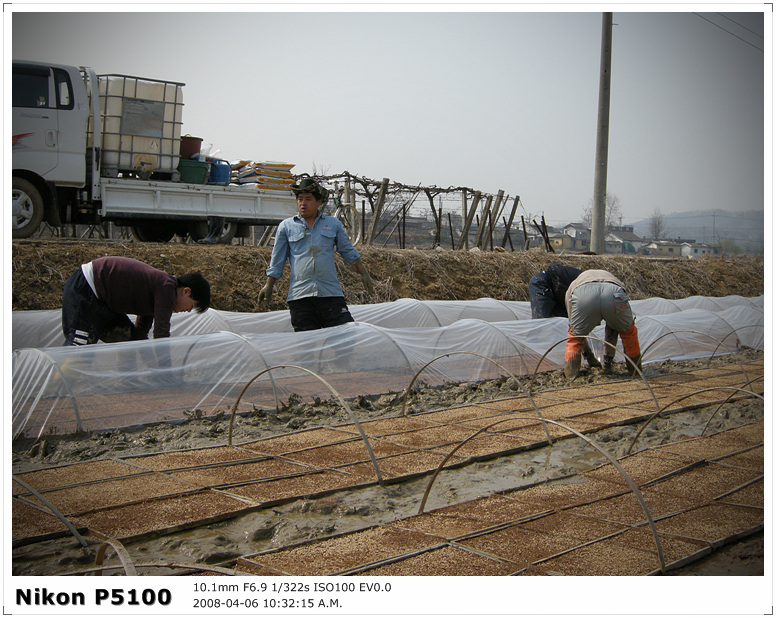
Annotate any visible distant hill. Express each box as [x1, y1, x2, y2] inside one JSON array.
[[631, 209, 764, 254]]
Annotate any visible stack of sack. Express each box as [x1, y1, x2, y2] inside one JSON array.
[[231, 161, 295, 190]]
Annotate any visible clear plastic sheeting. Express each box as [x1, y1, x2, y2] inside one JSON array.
[[10, 295, 763, 350], [12, 297, 763, 440]]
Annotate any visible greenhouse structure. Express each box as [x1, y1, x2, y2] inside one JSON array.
[[12, 295, 764, 440]]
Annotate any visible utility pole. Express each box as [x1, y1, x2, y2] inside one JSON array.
[[590, 12, 613, 254]]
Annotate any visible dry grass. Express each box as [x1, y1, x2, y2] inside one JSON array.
[[12, 241, 764, 311]]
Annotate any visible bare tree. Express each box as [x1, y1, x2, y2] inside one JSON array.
[[310, 161, 331, 176], [649, 208, 667, 240], [582, 193, 623, 229]]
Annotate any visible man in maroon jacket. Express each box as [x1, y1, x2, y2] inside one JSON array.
[[61, 256, 210, 345]]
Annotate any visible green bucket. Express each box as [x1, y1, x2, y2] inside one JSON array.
[[177, 159, 210, 184]]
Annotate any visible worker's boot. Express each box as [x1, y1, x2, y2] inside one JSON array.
[[582, 341, 601, 369], [564, 332, 584, 380], [620, 321, 642, 378], [626, 354, 643, 377], [601, 324, 620, 375]]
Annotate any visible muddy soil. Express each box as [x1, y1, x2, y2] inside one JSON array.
[[11, 350, 765, 576]]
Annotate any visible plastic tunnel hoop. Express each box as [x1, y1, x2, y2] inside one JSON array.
[[640, 329, 747, 378], [401, 298, 443, 327], [14, 349, 82, 440], [352, 322, 416, 376], [469, 318, 532, 374], [211, 331, 279, 411], [640, 309, 741, 353], [479, 296, 528, 320]]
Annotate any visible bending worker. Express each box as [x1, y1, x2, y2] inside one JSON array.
[[258, 176, 374, 331], [530, 262, 600, 369], [62, 256, 210, 345], [529, 262, 582, 319], [563, 268, 641, 379]]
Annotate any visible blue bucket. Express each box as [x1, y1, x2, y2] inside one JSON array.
[[207, 158, 231, 185]]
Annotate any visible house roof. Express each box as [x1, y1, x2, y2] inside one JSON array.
[[647, 239, 684, 247], [607, 230, 642, 242]]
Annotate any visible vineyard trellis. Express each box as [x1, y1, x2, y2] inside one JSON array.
[[311, 171, 527, 250]]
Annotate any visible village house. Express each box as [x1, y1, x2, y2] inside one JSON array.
[[606, 226, 645, 254], [681, 242, 722, 258], [642, 239, 684, 256], [562, 223, 591, 252]]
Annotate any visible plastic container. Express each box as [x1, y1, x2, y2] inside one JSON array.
[[207, 158, 231, 185], [96, 74, 184, 174], [177, 159, 209, 184], [180, 135, 203, 160]]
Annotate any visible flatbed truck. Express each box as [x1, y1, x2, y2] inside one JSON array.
[[12, 60, 297, 242]]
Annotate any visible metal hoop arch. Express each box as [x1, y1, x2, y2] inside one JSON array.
[[95, 538, 138, 576], [12, 475, 88, 548], [700, 377, 765, 437], [399, 350, 552, 445], [416, 413, 666, 574], [227, 364, 383, 484], [528, 335, 661, 414], [626, 385, 764, 455]]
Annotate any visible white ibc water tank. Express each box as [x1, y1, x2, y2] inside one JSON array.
[[97, 74, 183, 174]]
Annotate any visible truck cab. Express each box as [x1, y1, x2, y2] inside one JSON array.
[[12, 60, 91, 237]]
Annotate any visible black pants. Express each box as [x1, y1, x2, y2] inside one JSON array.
[[288, 296, 354, 332], [61, 268, 136, 345], [529, 272, 562, 319]]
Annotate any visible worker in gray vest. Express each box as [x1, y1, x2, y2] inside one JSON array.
[[530, 263, 601, 370], [564, 269, 642, 379]]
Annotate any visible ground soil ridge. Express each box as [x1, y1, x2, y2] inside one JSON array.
[[12, 241, 764, 312]]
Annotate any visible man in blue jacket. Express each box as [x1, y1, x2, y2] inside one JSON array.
[[258, 177, 373, 331]]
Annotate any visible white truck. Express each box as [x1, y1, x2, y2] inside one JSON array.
[[11, 60, 297, 242]]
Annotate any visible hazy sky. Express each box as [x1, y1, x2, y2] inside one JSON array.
[[9, 6, 768, 227]]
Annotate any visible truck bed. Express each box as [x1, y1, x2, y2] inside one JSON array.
[[99, 177, 297, 225]]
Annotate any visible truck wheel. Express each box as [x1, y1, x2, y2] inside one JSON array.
[[130, 223, 175, 243], [12, 178, 45, 239], [188, 220, 237, 244]]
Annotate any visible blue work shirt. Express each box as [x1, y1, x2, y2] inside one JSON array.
[[266, 212, 361, 301]]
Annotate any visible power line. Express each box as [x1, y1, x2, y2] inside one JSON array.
[[616, 213, 763, 224], [657, 213, 764, 222], [716, 12, 764, 39], [693, 12, 764, 52]]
